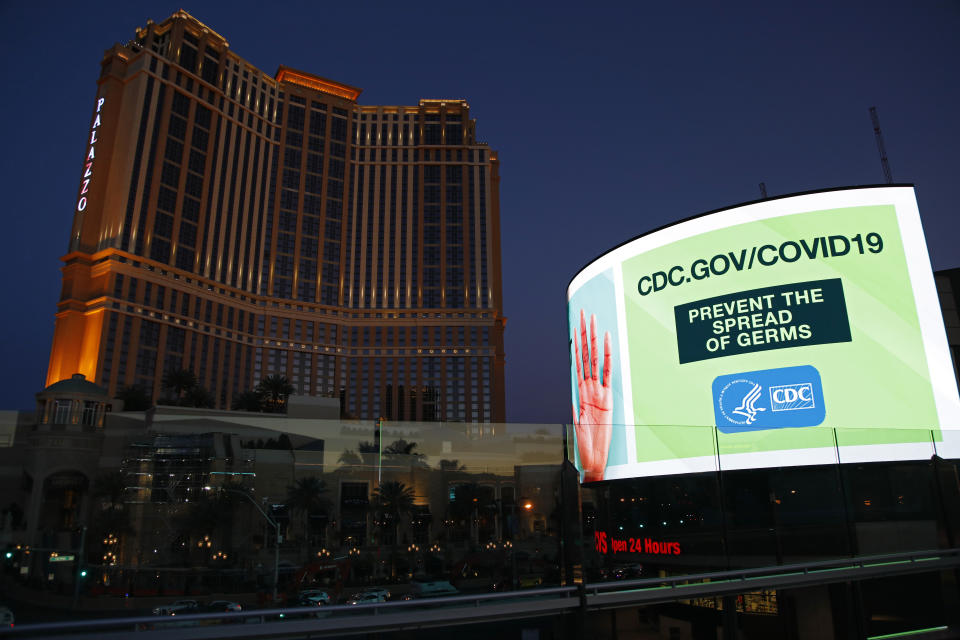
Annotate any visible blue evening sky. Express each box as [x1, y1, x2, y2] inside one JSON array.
[[0, 1, 957, 422]]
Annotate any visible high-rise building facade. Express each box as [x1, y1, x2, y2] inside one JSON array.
[[47, 10, 505, 422]]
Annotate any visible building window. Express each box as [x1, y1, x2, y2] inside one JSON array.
[[53, 400, 72, 425]]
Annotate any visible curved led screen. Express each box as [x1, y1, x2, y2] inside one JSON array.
[[567, 186, 960, 482]]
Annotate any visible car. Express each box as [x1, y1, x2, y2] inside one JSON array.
[[152, 599, 199, 616], [345, 590, 388, 605], [0, 606, 13, 628], [204, 600, 242, 612], [409, 579, 458, 598], [489, 579, 513, 592], [297, 589, 330, 606], [518, 574, 543, 588]]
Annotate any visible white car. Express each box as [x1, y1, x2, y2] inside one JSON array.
[[298, 589, 330, 606], [152, 599, 199, 616], [410, 580, 458, 597]]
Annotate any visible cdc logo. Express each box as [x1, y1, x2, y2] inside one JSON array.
[[712, 365, 825, 433], [770, 383, 815, 411]]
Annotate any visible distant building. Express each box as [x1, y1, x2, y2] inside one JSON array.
[[935, 267, 960, 386], [47, 10, 505, 423], [0, 376, 560, 589]]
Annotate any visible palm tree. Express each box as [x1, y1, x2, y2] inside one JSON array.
[[162, 368, 198, 404], [384, 439, 419, 456], [338, 449, 362, 467], [383, 439, 428, 468], [232, 390, 263, 412], [438, 459, 466, 472], [285, 477, 330, 554], [183, 385, 214, 408], [372, 481, 416, 577], [116, 385, 151, 411], [372, 481, 415, 546], [357, 441, 380, 467], [256, 375, 295, 413]]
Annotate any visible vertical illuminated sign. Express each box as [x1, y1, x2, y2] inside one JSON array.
[[76, 97, 105, 213]]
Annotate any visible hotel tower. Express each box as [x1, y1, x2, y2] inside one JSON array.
[[47, 10, 505, 422]]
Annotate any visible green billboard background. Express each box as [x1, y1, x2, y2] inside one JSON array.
[[620, 204, 939, 464]]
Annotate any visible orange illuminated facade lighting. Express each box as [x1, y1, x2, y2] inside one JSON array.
[[275, 66, 362, 101], [45, 10, 505, 424]]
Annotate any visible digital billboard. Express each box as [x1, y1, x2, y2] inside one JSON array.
[[568, 186, 960, 482]]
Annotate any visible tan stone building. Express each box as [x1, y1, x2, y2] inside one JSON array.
[[47, 10, 505, 423]]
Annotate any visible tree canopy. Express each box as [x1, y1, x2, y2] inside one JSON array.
[[383, 439, 428, 468], [162, 368, 197, 400], [285, 476, 330, 518], [159, 368, 214, 407], [256, 375, 295, 413], [372, 481, 416, 525], [286, 476, 330, 549], [116, 385, 151, 411]]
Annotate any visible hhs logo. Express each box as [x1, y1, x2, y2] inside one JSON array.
[[712, 365, 825, 433]]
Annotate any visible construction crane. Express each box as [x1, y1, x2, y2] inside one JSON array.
[[869, 107, 894, 184]]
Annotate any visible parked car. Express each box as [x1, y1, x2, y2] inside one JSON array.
[[518, 574, 543, 588], [204, 600, 242, 612], [0, 606, 13, 628], [409, 579, 458, 598], [297, 589, 330, 606], [345, 589, 388, 605], [152, 600, 199, 616]]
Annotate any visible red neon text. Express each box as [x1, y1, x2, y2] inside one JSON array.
[[594, 531, 681, 556]]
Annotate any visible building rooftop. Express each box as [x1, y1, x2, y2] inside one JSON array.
[[41, 373, 109, 397]]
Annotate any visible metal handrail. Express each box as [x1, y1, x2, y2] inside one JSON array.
[[2, 548, 957, 638], [581, 547, 960, 595], [0, 586, 580, 636]]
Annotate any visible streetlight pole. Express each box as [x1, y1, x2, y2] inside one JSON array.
[[72, 525, 87, 608], [219, 489, 280, 604]]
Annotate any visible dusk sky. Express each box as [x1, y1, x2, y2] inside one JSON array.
[[1, 2, 957, 422]]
